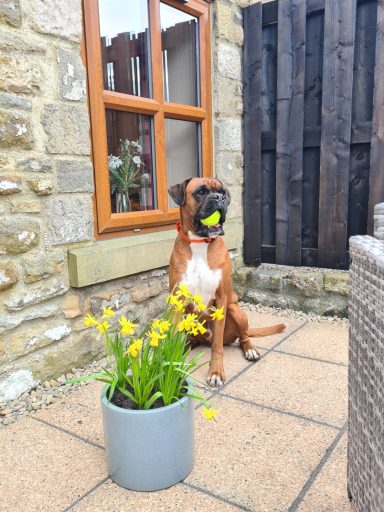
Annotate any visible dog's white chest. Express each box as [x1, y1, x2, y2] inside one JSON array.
[[181, 240, 222, 305]]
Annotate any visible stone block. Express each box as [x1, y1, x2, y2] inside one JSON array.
[[0, 109, 33, 149], [5, 280, 68, 311], [0, 301, 59, 333], [61, 294, 82, 319], [43, 324, 71, 341], [323, 273, 349, 297], [56, 159, 94, 192], [0, 370, 37, 402], [216, 3, 233, 41], [17, 158, 52, 173], [217, 42, 241, 80], [42, 104, 90, 155], [0, 54, 42, 94], [57, 47, 86, 102], [0, 29, 46, 53], [0, 93, 32, 111], [0, 217, 39, 254], [0, 175, 21, 194], [28, 177, 53, 195], [45, 195, 94, 245], [27, 0, 82, 41], [218, 118, 241, 151], [214, 77, 243, 117], [22, 251, 64, 283], [289, 272, 323, 297], [0, 0, 21, 27], [0, 260, 18, 291], [131, 281, 163, 303], [10, 199, 41, 213], [28, 331, 104, 382]]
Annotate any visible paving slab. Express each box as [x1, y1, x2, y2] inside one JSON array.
[[244, 311, 306, 349], [186, 395, 337, 512], [297, 434, 352, 512], [189, 342, 267, 388], [224, 351, 348, 427], [275, 321, 348, 366], [72, 479, 240, 511], [0, 416, 106, 512], [34, 381, 105, 448]]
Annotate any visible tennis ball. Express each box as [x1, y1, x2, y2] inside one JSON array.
[[201, 210, 221, 226]]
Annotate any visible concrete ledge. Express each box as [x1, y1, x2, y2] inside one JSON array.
[[68, 219, 243, 288], [234, 264, 349, 318]]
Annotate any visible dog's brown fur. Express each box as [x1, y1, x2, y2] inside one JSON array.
[[169, 177, 285, 386]]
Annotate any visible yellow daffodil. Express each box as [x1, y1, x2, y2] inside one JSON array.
[[210, 307, 225, 321], [167, 294, 185, 313], [147, 330, 166, 347], [192, 294, 207, 312], [202, 406, 219, 421], [102, 306, 115, 318], [175, 283, 191, 298], [190, 320, 207, 337], [97, 321, 110, 333], [126, 338, 143, 358], [178, 313, 198, 333], [119, 316, 139, 335], [84, 314, 98, 327], [152, 319, 171, 334]]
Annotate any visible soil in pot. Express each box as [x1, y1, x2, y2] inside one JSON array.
[[110, 382, 188, 410]]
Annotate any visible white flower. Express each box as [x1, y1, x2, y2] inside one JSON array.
[[133, 155, 141, 167], [108, 155, 122, 170]]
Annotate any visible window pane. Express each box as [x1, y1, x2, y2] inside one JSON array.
[[99, 0, 151, 97], [106, 110, 156, 213], [160, 3, 199, 106], [165, 119, 201, 207]]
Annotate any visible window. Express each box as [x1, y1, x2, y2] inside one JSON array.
[[83, 0, 212, 236]]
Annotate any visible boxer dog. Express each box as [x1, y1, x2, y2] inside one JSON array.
[[168, 177, 286, 387]]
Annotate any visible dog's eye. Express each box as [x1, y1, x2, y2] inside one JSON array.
[[196, 189, 206, 197]]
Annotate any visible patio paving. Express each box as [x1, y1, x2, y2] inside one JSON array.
[[0, 311, 352, 512]]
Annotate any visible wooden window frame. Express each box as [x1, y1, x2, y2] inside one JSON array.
[[83, 0, 213, 239]]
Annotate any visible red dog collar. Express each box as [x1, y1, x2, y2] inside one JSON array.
[[176, 222, 213, 244]]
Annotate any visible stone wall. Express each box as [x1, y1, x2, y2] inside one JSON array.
[[0, 0, 174, 401], [0, 0, 247, 401], [234, 264, 349, 317]]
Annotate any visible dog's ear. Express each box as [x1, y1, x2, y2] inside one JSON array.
[[168, 177, 192, 207]]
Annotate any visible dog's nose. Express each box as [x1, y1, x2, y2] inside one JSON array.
[[211, 192, 224, 202]]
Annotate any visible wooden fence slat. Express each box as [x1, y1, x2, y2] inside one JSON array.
[[275, 0, 306, 265], [317, 0, 357, 268], [368, 0, 384, 233], [244, 2, 263, 265]]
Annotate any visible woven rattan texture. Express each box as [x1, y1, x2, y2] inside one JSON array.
[[375, 202, 384, 241], [348, 234, 384, 512]]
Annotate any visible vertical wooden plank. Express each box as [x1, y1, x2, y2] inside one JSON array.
[[318, 0, 357, 268], [244, 2, 262, 265], [368, 0, 384, 233], [275, 0, 306, 265]]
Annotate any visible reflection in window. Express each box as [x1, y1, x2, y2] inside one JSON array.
[[106, 110, 156, 212], [160, 3, 199, 106], [165, 119, 201, 207], [99, 0, 151, 97]]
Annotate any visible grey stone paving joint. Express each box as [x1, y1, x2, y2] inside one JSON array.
[[34, 318, 345, 512]]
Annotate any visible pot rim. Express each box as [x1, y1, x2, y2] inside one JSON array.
[[100, 384, 192, 415]]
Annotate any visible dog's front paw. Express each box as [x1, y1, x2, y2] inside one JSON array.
[[207, 372, 224, 388], [244, 347, 260, 361]]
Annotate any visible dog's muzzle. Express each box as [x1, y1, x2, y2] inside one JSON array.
[[194, 193, 227, 238]]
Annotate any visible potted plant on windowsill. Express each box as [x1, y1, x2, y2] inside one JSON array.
[[71, 284, 220, 492]]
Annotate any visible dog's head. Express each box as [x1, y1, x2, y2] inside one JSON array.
[[168, 177, 231, 238]]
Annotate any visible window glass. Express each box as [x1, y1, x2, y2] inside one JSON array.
[[160, 3, 199, 106], [106, 109, 156, 212], [165, 119, 201, 207], [99, 0, 152, 97]]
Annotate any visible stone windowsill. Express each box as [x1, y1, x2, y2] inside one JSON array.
[[68, 219, 243, 288]]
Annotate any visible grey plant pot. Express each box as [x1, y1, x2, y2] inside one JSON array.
[[101, 386, 195, 491]]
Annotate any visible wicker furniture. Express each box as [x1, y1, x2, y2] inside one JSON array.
[[348, 203, 384, 512]]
